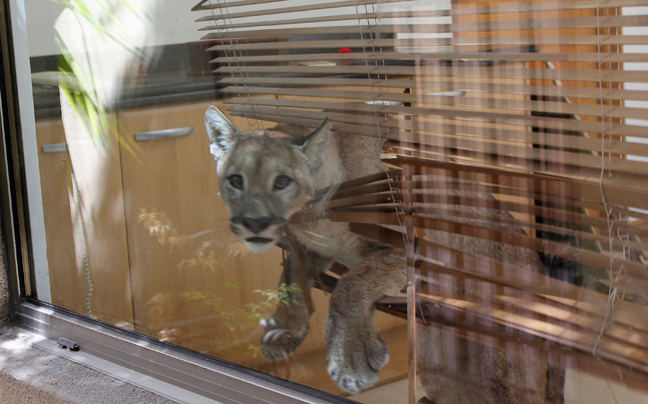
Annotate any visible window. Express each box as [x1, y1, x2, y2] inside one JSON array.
[[2, 0, 648, 403]]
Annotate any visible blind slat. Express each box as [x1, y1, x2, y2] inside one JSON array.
[[216, 65, 648, 83], [415, 287, 648, 370], [228, 104, 648, 157], [224, 87, 645, 120], [224, 92, 648, 138], [208, 35, 648, 52], [202, 25, 395, 40], [307, 148, 648, 214], [314, 188, 648, 227], [392, 142, 647, 179], [330, 180, 648, 234], [420, 281, 648, 360], [321, 192, 644, 233], [334, 204, 644, 251], [415, 267, 648, 355], [192, 0, 210, 11], [389, 227, 612, 310], [322, 210, 648, 288], [230, 110, 648, 192], [200, 14, 648, 33], [334, 199, 648, 241], [220, 76, 648, 102], [213, 51, 648, 64], [390, 155, 648, 213], [197, 0, 647, 20], [195, 0, 431, 13], [195, 0, 648, 13]]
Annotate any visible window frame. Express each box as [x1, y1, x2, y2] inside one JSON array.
[[0, 1, 352, 403]]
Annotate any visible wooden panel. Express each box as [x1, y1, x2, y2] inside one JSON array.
[[36, 117, 134, 328], [117, 100, 278, 361]]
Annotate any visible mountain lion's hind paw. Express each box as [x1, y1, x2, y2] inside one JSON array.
[[326, 332, 389, 394]]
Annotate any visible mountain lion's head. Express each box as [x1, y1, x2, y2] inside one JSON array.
[[205, 106, 331, 253]]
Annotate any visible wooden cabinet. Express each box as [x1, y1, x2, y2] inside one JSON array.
[[115, 100, 285, 363], [36, 115, 134, 328], [36, 100, 286, 360]]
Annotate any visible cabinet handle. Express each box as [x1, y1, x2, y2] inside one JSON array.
[[42, 139, 108, 153], [135, 126, 194, 141], [43, 143, 68, 153]]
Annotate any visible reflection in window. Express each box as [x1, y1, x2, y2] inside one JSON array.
[[21, 0, 648, 403]]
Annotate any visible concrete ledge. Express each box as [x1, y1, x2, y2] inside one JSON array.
[[0, 327, 219, 404]]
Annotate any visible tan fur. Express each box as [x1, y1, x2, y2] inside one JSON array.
[[204, 106, 564, 401]]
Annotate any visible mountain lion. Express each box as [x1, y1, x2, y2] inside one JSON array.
[[204, 106, 563, 403]]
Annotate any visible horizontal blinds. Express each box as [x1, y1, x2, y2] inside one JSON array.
[[194, 0, 648, 376], [219, 77, 648, 101], [215, 65, 648, 82], [195, 0, 648, 12], [195, 0, 645, 20], [207, 36, 648, 48], [198, 14, 648, 32]]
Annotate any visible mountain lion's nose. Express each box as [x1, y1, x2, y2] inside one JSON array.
[[240, 216, 272, 234]]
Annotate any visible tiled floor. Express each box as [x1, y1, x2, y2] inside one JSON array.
[[563, 370, 648, 404], [353, 378, 412, 404], [353, 369, 648, 404]]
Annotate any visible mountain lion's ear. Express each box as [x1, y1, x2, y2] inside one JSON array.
[[295, 118, 332, 176], [205, 106, 240, 162]]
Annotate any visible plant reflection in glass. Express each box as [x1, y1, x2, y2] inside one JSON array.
[[52, 0, 149, 319], [139, 208, 301, 364], [55, 0, 147, 153]]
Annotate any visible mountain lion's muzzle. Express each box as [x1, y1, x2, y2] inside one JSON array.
[[230, 215, 284, 253]]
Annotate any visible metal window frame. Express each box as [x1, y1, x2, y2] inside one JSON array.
[[17, 300, 349, 404], [1, 0, 26, 318], [0, 1, 352, 403]]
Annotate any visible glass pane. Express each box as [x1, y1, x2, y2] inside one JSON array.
[[16, 1, 648, 403], [23, 0, 407, 400]]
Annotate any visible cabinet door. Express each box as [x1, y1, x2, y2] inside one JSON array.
[[117, 100, 284, 364], [36, 117, 134, 328]]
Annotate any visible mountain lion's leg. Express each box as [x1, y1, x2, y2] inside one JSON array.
[[261, 243, 333, 361], [325, 245, 407, 394]]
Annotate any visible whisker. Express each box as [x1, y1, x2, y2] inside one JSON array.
[[302, 230, 331, 240], [194, 238, 215, 255], [189, 229, 214, 239], [202, 215, 231, 222], [286, 228, 334, 248], [193, 232, 241, 255]]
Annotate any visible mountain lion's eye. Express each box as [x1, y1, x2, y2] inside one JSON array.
[[229, 174, 243, 189], [274, 175, 292, 190]]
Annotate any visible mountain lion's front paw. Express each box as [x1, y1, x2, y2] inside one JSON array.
[[326, 325, 389, 394], [260, 315, 309, 361]]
